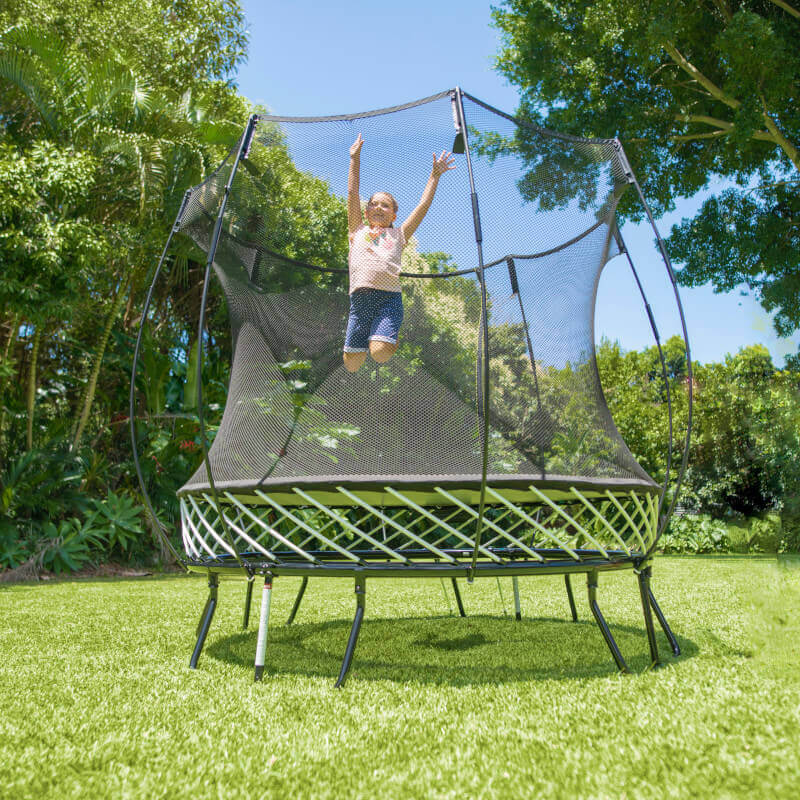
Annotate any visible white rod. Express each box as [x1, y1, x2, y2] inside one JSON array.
[[254, 577, 272, 679]]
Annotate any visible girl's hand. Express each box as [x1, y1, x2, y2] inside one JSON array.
[[350, 134, 364, 159], [431, 150, 456, 178]]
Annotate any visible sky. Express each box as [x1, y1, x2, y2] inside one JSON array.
[[231, 0, 799, 366]]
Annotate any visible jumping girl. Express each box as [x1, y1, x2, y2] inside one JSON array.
[[343, 133, 455, 372]]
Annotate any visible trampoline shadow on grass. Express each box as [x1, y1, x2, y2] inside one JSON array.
[[205, 615, 697, 685]]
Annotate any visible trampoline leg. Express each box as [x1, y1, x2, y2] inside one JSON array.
[[587, 570, 629, 674], [565, 574, 578, 622], [242, 577, 254, 630], [637, 567, 661, 669], [254, 575, 273, 682], [648, 584, 681, 657], [190, 573, 218, 669], [451, 578, 466, 617], [335, 575, 366, 689], [286, 576, 308, 626], [512, 576, 521, 621]]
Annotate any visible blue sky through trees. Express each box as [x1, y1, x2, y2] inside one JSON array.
[[232, 0, 799, 365]]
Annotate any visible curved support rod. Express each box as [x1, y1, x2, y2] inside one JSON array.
[[617, 141, 694, 552], [286, 576, 309, 626], [616, 231, 674, 521], [452, 87, 490, 582], [195, 115, 260, 576], [512, 576, 521, 621], [564, 574, 578, 622], [587, 571, 629, 673], [335, 575, 366, 688], [190, 573, 219, 668], [129, 195, 191, 569]]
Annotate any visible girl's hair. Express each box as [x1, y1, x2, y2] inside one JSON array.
[[367, 192, 398, 226]]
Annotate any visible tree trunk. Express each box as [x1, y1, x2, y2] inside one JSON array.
[[71, 278, 130, 450], [26, 327, 42, 451], [0, 311, 19, 403]]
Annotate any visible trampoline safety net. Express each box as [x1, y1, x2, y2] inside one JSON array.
[[176, 90, 654, 495]]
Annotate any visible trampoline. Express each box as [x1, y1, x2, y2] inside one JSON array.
[[131, 88, 692, 685]]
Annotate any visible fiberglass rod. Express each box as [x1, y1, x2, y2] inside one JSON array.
[[614, 141, 694, 560], [195, 115, 260, 574], [130, 192, 192, 569], [506, 257, 548, 476], [615, 229, 674, 524], [453, 87, 491, 581]]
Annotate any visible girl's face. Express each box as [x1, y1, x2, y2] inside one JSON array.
[[365, 192, 397, 228]]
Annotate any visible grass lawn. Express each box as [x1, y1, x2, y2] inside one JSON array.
[[2, 556, 798, 799]]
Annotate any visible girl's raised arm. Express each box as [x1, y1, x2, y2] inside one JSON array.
[[401, 151, 456, 242], [348, 134, 364, 235]]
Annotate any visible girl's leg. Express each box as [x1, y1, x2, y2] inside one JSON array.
[[344, 351, 367, 372], [369, 340, 397, 363], [343, 290, 372, 372], [368, 291, 403, 364]]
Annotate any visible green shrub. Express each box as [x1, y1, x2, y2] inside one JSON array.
[[749, 513, 782, 554], [726, 521, 751, 554], [780, 515, 800, 553], [34, 518, 108, 574], [660, 514, 730, 554]]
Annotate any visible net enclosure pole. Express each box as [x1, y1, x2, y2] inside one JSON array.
[[130, 190, 193, 569], [452, 87, 491, 582], [614, 139, 693, 557], [195, 114, 260, 575]]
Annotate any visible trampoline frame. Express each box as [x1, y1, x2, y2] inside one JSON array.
[[131, 88, 692, 686]]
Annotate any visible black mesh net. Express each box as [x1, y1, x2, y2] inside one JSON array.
[[177, 90, 653, 493]]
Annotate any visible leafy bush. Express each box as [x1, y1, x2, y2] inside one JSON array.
[[780, 515, 800, 554], [0, 448, 89, 545], [84, 491, 147, 557], [0, 446, 150, 574], [34, 518, 106, 574], [660, 514, 730, 554], [749, 514, 782, 554]]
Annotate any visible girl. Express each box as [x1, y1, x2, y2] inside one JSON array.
[[343, 133, 455, 372]]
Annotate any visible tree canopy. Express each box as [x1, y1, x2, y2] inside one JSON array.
[[492, 0, 800, 336]]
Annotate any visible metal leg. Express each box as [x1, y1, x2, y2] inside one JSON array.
[[285, 576, 308, 626], [648, 584, 681, 656], [495, 577, 508, 617], [242, 577, 254, 630], [254, 575, 273, 682], [587, 570, 629, 673], [440, 578, 454, 615], [512, 576, 521, 621], [565, 574, 578, 622], [451, 577, 466, 617], [190, 573, 219, 669], [335, 575, 366, 688], [637, 567, 661, 669]]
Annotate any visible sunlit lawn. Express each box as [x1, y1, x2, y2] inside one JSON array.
[[2, 556, 798, 799]]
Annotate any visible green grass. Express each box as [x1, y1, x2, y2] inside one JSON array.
[[2, 557, 799, 799]]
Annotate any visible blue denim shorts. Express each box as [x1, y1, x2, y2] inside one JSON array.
[[344, 289, 404, 352]]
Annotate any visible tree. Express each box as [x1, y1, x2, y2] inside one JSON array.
[[0, 22, 247, 449], [492, 1, 800, 336], [0, 0, 248, 93], [596, 338, 800, 517], [0, 142, 107, 449]]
